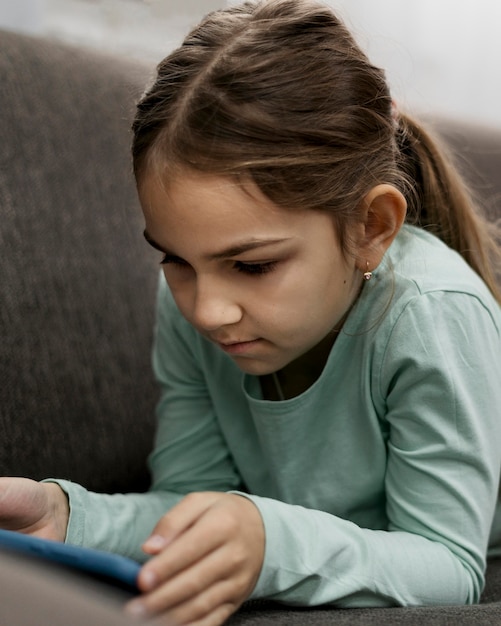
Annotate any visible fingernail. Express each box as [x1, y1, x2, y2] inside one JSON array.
[[143, 534, 167, 551], [140, 568, 158, 591], [126, 600, 147, 618]]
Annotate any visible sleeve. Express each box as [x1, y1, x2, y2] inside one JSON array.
[[147, 277, 243, 496], [241, 291, 501, 607], [49, 275, 242, 562]]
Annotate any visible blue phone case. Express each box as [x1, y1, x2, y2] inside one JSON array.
[[0, 529, 141, 592]]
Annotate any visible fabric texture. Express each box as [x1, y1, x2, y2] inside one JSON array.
[[0, 29, 158, 492]]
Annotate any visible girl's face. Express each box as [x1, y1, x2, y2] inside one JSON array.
[[140, 170, 363, 376]]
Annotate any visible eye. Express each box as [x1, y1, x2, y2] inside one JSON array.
[[160, 254, 190, 268], [234, 261, 277, 275]]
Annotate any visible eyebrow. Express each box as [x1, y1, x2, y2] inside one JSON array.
[[143, 230, 290, 260]]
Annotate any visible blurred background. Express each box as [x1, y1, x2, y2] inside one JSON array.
[[0, 0, 500, 128]]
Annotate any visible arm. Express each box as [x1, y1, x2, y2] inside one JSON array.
[[244, 291, 501, 606], [127, 290, 501, 623], [46, 276, 243, 561]]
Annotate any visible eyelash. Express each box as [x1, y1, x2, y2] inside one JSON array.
[[160, 256, 277, 276], [234, 261, 277, 275], [160, 255, 188, 267]]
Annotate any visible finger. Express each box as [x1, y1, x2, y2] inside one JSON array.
[[138, 539, 240, 612], [129, 577, 240, 626], [184, 603, 237, 626], [138, 508, 229, 592], [167, 583, 240, 626], [140, 494, 264, 595], [0, 478, 40, 524], [0, 478, 58, 537], [143, 492, 221, 554], [134, 518, 259, 618]]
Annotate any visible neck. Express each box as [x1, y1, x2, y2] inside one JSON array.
[[261, 329, 338, 401], [259, 300, 359, 401]]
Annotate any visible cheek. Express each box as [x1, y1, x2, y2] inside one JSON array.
[[306, 268, 359, 324], [253, 276, 321, 332]]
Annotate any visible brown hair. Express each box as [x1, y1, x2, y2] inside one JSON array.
[[132, 0, 501, 302]]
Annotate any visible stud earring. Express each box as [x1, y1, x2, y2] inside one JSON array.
[[363, 262, 373, 281]]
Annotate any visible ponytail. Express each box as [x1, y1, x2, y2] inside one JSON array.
[[397, 113, 501, 303]]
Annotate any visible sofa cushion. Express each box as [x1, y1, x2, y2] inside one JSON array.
[[0, 30, 158, 492]]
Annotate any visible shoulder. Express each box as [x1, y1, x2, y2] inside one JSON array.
[[378, 225, 501, 331], [352, 226, 501, 378], [388, 225, 495, 297]]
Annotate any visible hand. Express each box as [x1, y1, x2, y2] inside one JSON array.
[[0, 477, 69, 541], [126, 492, 265, 626]]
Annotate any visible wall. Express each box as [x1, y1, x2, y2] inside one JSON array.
[[332, 0, 501, 127], [0, 0, 500, 127]]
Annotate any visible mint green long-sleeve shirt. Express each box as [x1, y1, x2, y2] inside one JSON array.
[[52, 225, 501, 607]]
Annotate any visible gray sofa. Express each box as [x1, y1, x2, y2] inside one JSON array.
[[1, 28, 501, 625]]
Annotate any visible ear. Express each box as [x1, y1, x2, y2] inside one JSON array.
[[355, 184, 407, 273]]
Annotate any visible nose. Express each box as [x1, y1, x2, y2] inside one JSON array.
[[192, 280, 243, 332]]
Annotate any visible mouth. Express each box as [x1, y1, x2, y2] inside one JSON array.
[[216, 338, 262, 356]]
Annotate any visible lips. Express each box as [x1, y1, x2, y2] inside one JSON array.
[[219, 339, 254, 346], [212, 334, 257, 346], [215, 338, 262, 355]]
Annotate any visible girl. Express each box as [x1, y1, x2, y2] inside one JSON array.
[[1, 0, 501, 624]]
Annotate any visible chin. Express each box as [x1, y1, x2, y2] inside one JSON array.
[[230, 356, 284, 377]]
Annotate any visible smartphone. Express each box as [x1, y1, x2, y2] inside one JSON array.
[[0, 529, 141, 593]]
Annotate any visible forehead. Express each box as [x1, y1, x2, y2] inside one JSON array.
[[140, 170, 297, 230], [138, 169, 340, 258]]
